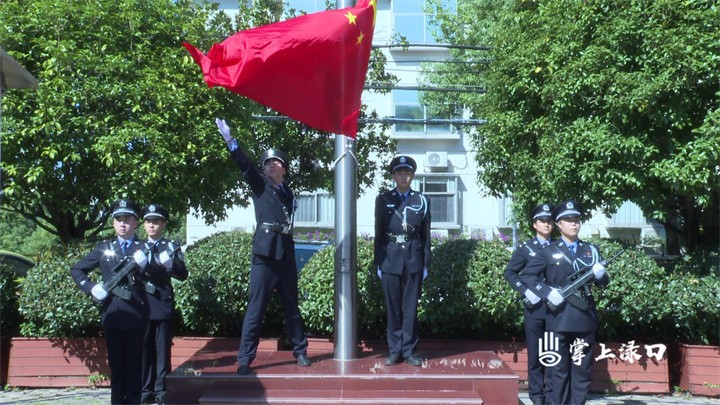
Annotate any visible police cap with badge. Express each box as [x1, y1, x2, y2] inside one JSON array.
[[141, 204, 170, 222], [552, 200, 583, 221], [261, 148, 289, 170], [110, 198, 141, 219], [530, 203, 554, 221], [389, 155, 417, 174]]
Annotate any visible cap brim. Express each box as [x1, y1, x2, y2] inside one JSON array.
[[143, 214, 166, 220], [555, 210, 581, 220], [263, 157, 286, 166], [113, 209, 138, 218], [533, 213, 552, 219], [392, 163, 414, 172]]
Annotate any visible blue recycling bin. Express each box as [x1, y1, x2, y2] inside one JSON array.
[[293, 241, 330, 271]]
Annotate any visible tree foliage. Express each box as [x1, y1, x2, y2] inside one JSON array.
[[0, 0, 395, 242], [423, 0, 720, 251]]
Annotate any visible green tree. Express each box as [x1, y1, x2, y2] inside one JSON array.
[[424, 0, 720, 251], [0, 0, 394, 242], [0, 210, 57, 256]]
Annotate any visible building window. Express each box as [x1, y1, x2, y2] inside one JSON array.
[[412, 175, 459, 227], [393, 90, 452, 135], [295, 192, 334, 226], [393, 0, 456, 44]]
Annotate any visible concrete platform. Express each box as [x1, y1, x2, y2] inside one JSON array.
[[166, 339, 518, 404]]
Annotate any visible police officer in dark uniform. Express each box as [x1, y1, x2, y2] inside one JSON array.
[[71, 198, 149, 404], [374, 155, 431, 367], [503, 203, 555, 405], [140, 204, 187, 405], [216, 118, 310, 375], [521, 200, 610, 405]]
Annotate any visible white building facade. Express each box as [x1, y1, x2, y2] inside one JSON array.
[[186, 0, 664, 246]]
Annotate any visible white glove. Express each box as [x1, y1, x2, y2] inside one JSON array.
[[547, 288, 564, 306], [91, 284, 108, 301], [524, 289, 541, 305], [423, 268, 428, 280], [377, 267, 382, 279], [216, 118, 231, 141], [158, 250, 173, 269], [592, 262, 606, 279], [133, 250, 148, 269]]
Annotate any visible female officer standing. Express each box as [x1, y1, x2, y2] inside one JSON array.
[[71, 198, 149, 404], [374, 156, 431, 367], [521, 200, 610, 405]]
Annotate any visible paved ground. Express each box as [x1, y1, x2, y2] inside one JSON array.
[[0, 388, 719, 405]]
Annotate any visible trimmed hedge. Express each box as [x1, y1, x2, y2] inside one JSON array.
[[19, 243, 101, 337], [13, 231, 720, 346], [298, 238, 386, 339], [174, 231, 285, 337]]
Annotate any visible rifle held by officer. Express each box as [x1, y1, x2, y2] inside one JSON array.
[[101, 257, 140, 301], [101, 251, 156, 301], [523, 248, 625, 310], [547, 248, 626, 311]]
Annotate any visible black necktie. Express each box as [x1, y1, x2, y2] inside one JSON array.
[[400, 193, 406, 203], [121, 241, 128, 254], [569, 244, 576, 256]]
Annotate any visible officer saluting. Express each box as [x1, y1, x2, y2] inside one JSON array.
[[521, 200, 610, 405], [140, 204, 187, 405], [215, 119, 310, 375], [374, 155, 431, 367], [70, 198, 149, 404], [503, 203, 555, 405]]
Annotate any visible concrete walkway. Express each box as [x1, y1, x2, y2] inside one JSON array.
[[0, 388, 719, 405]]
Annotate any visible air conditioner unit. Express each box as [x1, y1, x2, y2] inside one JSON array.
[[425, 151, 448, 171]]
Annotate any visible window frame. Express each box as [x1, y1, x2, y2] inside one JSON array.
[[294, 190, 335, 227], [412, 173, 460, 229], [392, 89, 454, 136]]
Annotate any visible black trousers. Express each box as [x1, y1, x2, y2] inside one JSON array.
[[550, 331, 595, 405], [381, 269, 422, 358], [237, 254, 308, 365], [524, 312, 553, 402], [142, 318, 173, 400], [105, 326, 145, 404]]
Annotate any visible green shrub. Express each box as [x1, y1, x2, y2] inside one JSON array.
[[299, 238, 385, 339], [175, 231, 286, 337], [664, 271, 720, 345], [419, 238, 520, 340], [19, 243, 102, 337], [0, 259, 22, 336], [299, 237, 521, 340], [591, 240, 669, 342], [14, 230, 719, 346]]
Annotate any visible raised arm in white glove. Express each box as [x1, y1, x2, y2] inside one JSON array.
[[377, 267, 382, 279], [158, 250, 173, 269], [592, 262, 606, 279], [423, 268, 428, 280], [215, 118, 238, 151], [524, 289, 541, 305], [91, 283, 108, 301], [547, 288, 564, 306], [133, 250, 148, 269]]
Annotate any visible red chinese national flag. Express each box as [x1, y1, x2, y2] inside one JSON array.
[[183, 0, 377, 138]]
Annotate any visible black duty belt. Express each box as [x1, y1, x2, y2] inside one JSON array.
[[259, 223, 292, 235], [386, 232, 419, 243]]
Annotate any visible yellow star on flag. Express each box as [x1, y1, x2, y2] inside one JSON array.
[[345, 11, 357, 25], [356, 31, 365, 45]]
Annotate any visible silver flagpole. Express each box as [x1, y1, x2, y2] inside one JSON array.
[[333, 0, 358, 362]]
